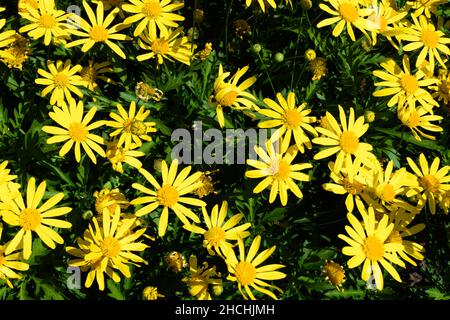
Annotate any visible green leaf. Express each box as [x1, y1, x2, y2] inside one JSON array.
[[41, 160, 74, 186], [374, 128, 441, 151], [107, 279, 125, 300]]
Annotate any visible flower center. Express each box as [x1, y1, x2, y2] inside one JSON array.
[[377, 183, 396, 202], [204, 226, 226, 247], [342, 177, 364, 195], [438, 79, 450, 95], [68, 122, 88, 143], [131, 120, 147, 136], [0, 253, 5, 266], [151, 38, 170, 55], [387, 230, 402, 244], [81, 66, 97, 84], [39, 13, 57, 29], [235, 261, 256, 286], [403, 110, 421, 128], [89, 25, 109, 42], [284, 109, 303, 128], [420, 174, 440, 193], [400, 74, 419, 95], [157, 184, 179, 207], [108, 145, 127, 163], [364, 236, 384, 261], [218, 91, 238, 107], [275, 160, 290, 180], [142, 0, 162, 18], [19, 208, 42, 231], [339, 131, 359, 154], [100, 237, 121, 258], [378, 16, 388, 32], [53, 73, 69, 88], [421, 29, 440, 48], [339, 3, 358, 22]]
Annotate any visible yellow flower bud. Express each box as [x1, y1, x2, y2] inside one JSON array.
[[364, 111, 376, 123], [305, 49, 316, 61], [300, 0, 312, 10]]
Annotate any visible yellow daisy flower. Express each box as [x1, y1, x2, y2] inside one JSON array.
[[246, 138, 312, 206], [406, 153, 450, 214], [135, 81, 164, 102], [94, 188, 129, 215], [80, 60, 115, 91], [258, 92, 318, 153], [406, 0, 447, 18], [122, 0, 185, 38], [130, 159, 206, 237], [401, 15, 450, 70], [0, 177, 72, 260], [387, 208, 425, 266], [0, 7, 4, 13], [195, 42, 213, 61], [338, 205, 405, 290], [323, 157, 369, 213], [0, 34, 32, 71], [183, 201, 252, 257], [0, 161, 21, 203], [366, 160, 418, 212], [105, 139, 145, 173], [194, 172, 217, 198], [245, 0, 277, 12], [397, 106, 443, 141], [107, 101, 157, 148], [439, 190, 450, 214], [42, 99, 106, 164], [0, 224, 30, 289], [35, 60, 86, 108], [366, 0, 407, 46], [18, 0, 40, 13], [142, 286, 165, 300], [18, 0, 70, 46], [66, 1, 131, 59], [66, 207, 148, 291], [317, 0, 376, 41], [182, 255, 222, 300], [224, 235, 286, 300], [0, 19, 16, 49], [372, 55, 438, 112], [431, 69, 450, 104], [322, 260, 345, 290], [309, 57, 328, 81], [165, 251, 188, 272], [313, 105, 375, 173], [137, 27, 195, 65], [212, 64, 257, 128]]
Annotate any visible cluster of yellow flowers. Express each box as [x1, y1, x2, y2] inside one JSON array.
[[0, 1, 288, 299], [317, 0, 450, 141], [312, 0, 449, 289], [0, 162, 72, 288], [0, 0, 448, 298], [128, 159, 286, 299]]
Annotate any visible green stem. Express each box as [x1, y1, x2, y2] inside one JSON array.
[[290, 32, 301, 89], [256, 51, 276, 95], [224, 0, 234, 60]]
